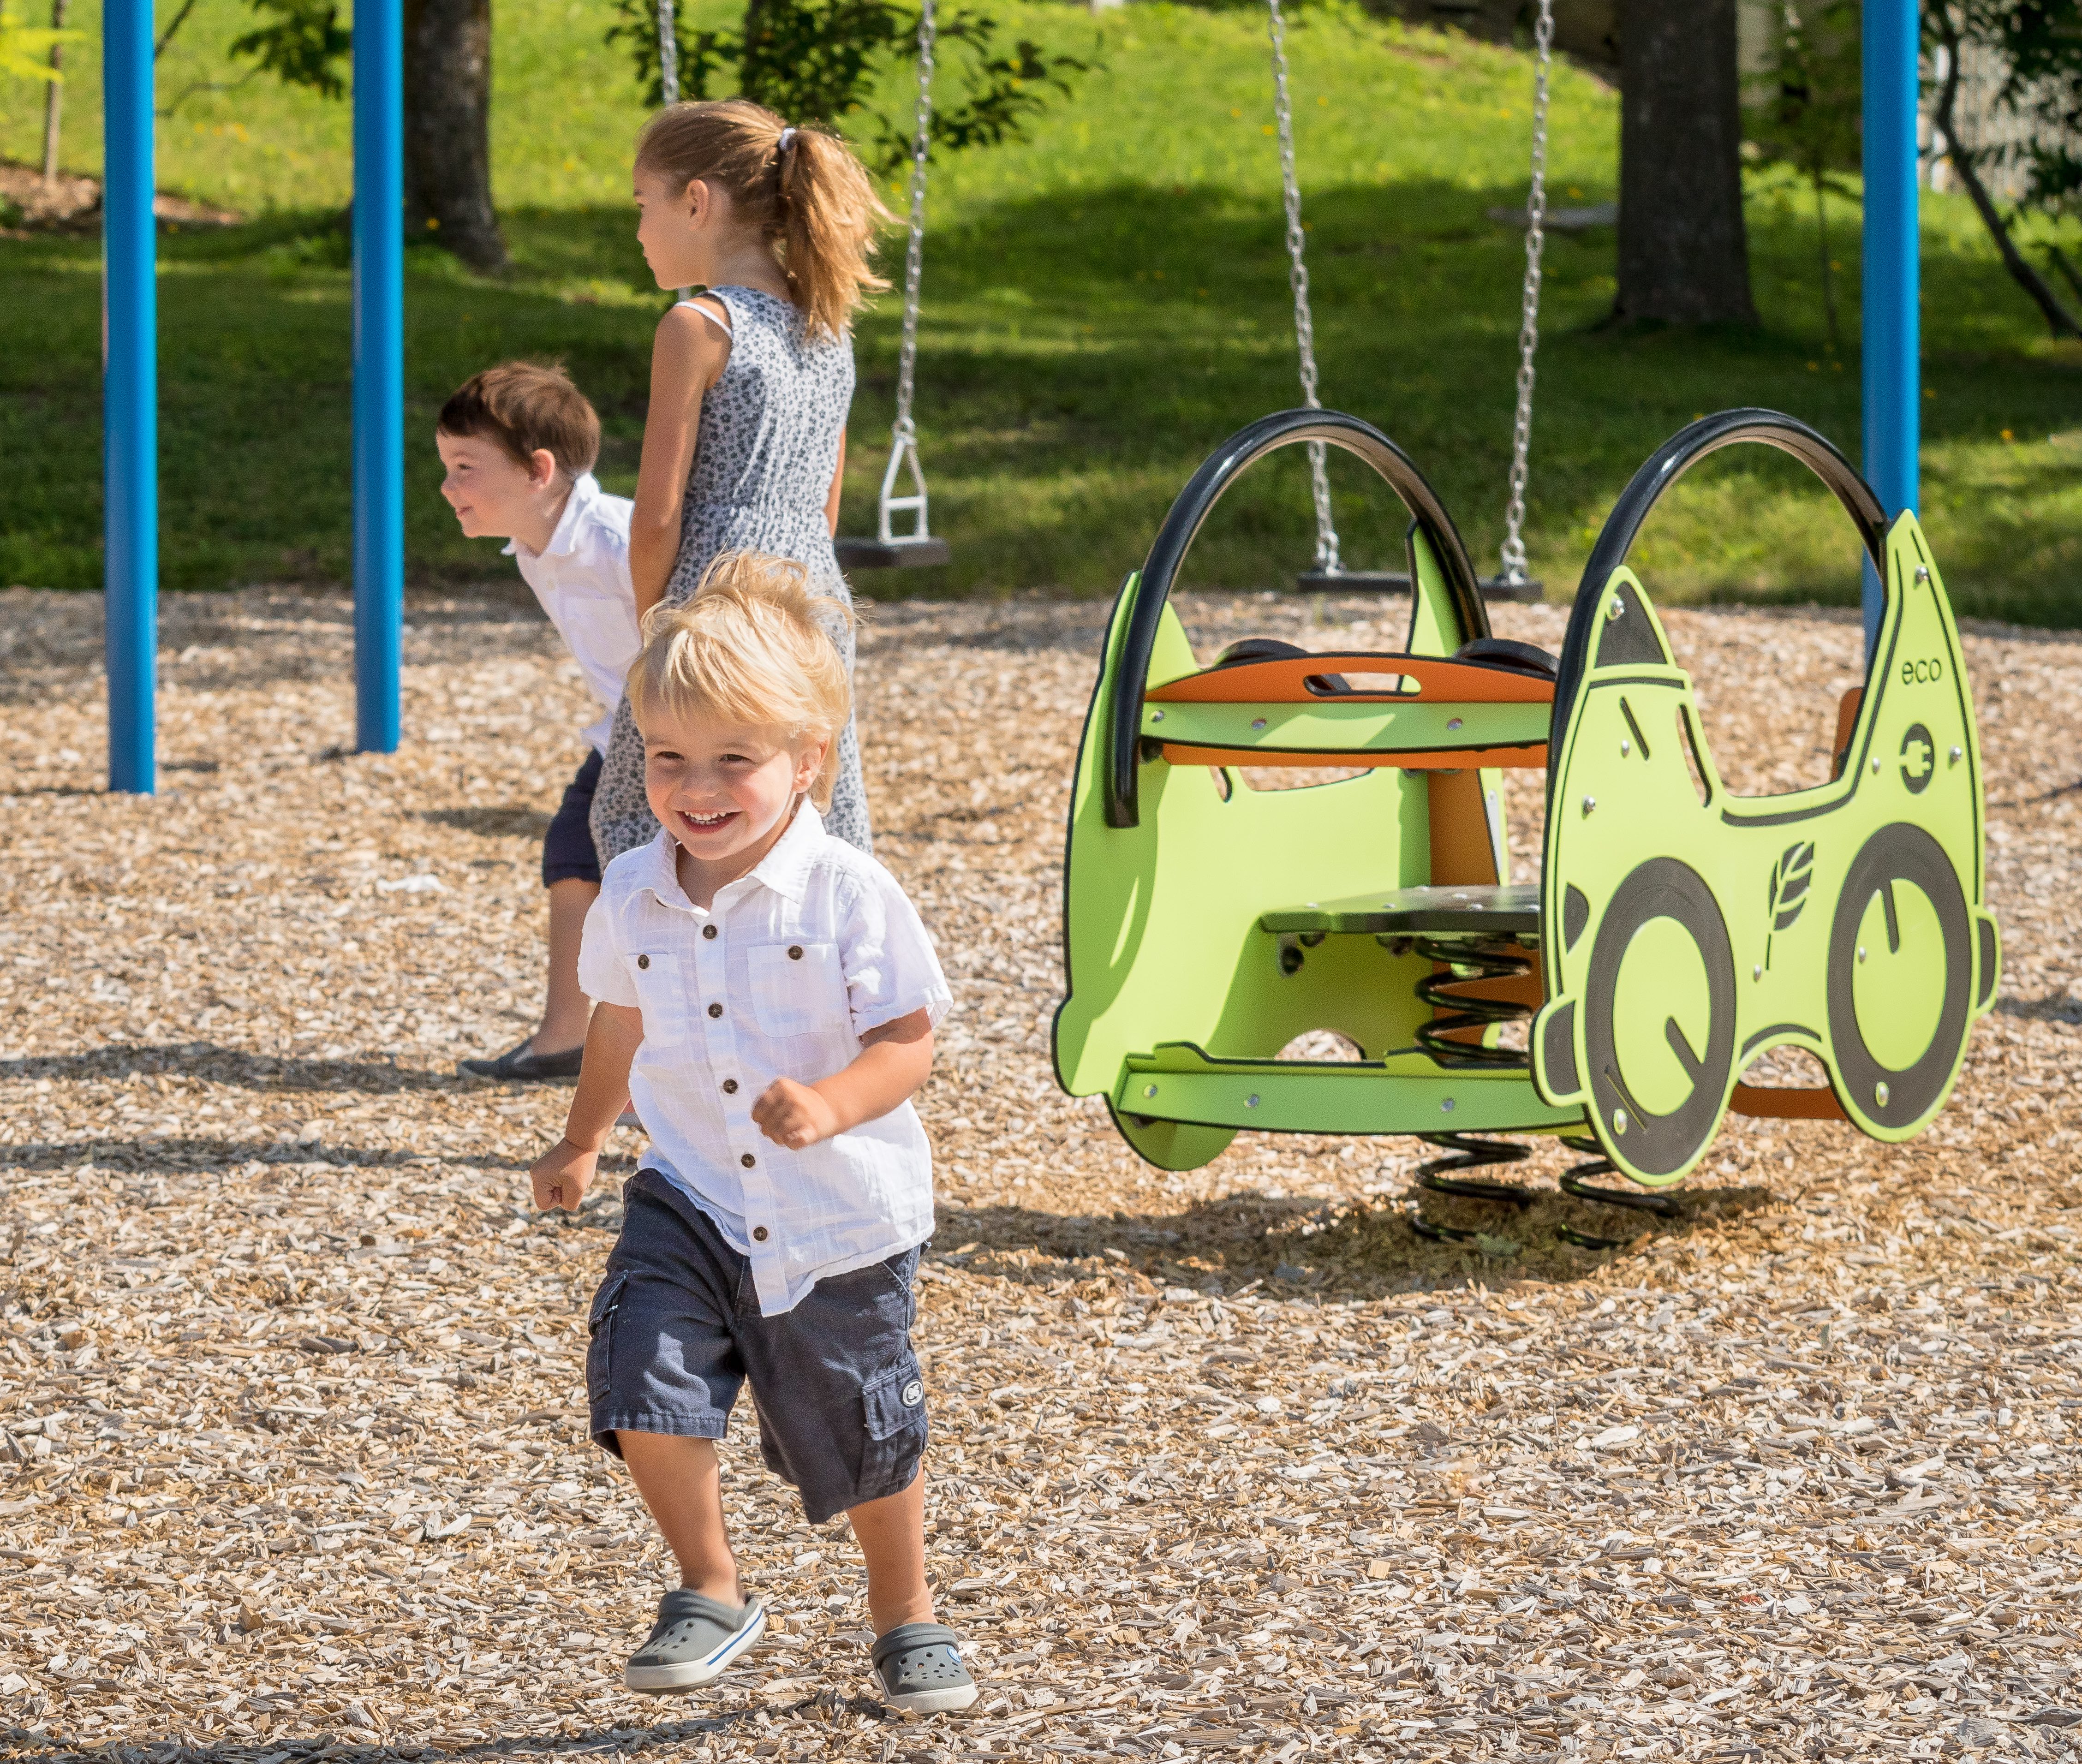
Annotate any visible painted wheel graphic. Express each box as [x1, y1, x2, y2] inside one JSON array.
[[1582, 858, 1738, 1181], [1827, 823, 1972, 1130]]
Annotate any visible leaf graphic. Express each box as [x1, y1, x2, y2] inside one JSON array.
[[1770, 841, 1815, 931], [1764, 840, 1816, 970]]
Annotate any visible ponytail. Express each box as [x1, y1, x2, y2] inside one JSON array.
[[636, 99, 890, 342]]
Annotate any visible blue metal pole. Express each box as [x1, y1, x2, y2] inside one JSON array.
[[1861, 0, 1921, 658], [352, 0, 404, 753], [103, 0, 156, 794]]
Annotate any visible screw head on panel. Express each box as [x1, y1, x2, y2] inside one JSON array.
[[1612, 1109, 1629, 1136], [1143, 1084, 1157, 1099], [1875, 1081, 1890, 1107], [1582, 795, 1596, 815], [1244, 1094, 1260, 1109]]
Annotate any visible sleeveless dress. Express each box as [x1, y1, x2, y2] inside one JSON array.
[[589, 285, 873, 862]]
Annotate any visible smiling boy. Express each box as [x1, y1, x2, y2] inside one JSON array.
[[436, 363, 642, 1084], [529, 551, 976, 1712]]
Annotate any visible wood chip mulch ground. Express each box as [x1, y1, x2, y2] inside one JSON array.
[[3, 583, 2081, 1764]]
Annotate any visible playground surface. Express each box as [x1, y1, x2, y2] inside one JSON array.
[[2, 584, 2082, 1761]]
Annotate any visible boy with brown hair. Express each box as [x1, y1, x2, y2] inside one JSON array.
[[437, 361, 640, 1083]]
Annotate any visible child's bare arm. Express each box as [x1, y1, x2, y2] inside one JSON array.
[[630, 305, 731, 617], [531, 1001, 645, 1209], [823, 431, 847, 537], [751, 1008, 933, 1151]]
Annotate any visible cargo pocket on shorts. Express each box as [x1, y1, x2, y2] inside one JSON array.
[[585, 1270, 631, 1406], [859, 1355, 929, 1497]]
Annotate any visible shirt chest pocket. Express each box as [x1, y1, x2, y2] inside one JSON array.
[[747, 941, 846, 1040], [630, 949, 692, 1047]]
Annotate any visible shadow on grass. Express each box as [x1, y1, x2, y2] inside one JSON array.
[[3, 177, 2076, 621]]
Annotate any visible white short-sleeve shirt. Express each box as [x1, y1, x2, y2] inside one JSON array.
[[505, 473, 639, 755], [578, 804, 953, 1316]]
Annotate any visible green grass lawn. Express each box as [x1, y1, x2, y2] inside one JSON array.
[[3, 0, 2078, 622]]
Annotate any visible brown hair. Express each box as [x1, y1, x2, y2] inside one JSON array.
[[634, 99, 890, 342], [437, 361, 601, 477], [627, 550, 854, 811]]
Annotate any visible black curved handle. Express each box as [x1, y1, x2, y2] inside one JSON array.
[[1104, 408, 1485, 827], [1550, 409, 1889, 800]]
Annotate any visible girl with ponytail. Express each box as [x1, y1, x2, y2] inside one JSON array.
[[588, 99, 889, 867]]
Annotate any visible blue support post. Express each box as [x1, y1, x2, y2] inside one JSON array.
[[103, 0, 156, 795], [352, 0, 405, 753], [1861, 0, 1921, 657]]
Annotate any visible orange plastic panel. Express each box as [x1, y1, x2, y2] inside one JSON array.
[[1158, 743, 1548, 771], [1146, 654, 1556, 707], [1730, 1083, 1848, 1121]]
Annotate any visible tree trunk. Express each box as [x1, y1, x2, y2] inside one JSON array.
[[1613, 0, 1755, 325], [403, 0, 507, 272]]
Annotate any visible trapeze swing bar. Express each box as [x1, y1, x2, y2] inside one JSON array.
[[836, 0, 951, 572]]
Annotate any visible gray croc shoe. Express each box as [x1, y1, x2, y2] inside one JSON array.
[[871, 1622, 978, 1713], [623, 1588, 766, 1693], [456, 1037, 585, 1084]]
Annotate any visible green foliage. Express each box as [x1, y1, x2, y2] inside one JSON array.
[[0, 1, 79, 83], [1971, 0, 2082, 219], [227, 0, 349, 101], [609, 0, 1091, 173], [1744, 1, 1862, 350]]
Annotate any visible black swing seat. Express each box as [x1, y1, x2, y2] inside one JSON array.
[[835, 535, 952, 571], [1260, 881, 1543, 939]]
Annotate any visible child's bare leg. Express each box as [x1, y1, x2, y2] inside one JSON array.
[[849, 1469, 935, 1634], [532, 877, 599, 1055], [617, 1431, 741, 1603]]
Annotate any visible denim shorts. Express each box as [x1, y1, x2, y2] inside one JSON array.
[[543, 750, 603, 888], [585, 1168, 928, 1525]]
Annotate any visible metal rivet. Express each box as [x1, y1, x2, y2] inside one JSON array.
[[1440, 1097, 1456, 1114], [1949, 745, 1963, 765], [1151, 709, 1164, 722], [1612, 1109, 1629, 1136], [1251, 718, 1267, 731], [1619, 738, 1631, 757], [1915, 566, 1931, 583], [1753, 964, 1762, 981], [1606, 597, 1624, 622], [1582, 795, 1596, 815], [1245, 1094, 1260, 1109], [1143, 1084, 1158, 1099], [1857, 945, 1867, 964], [1447, 717, 1463, 732], [1870, 757, 1881, 775], [1875, 1081, 1890, 1107]]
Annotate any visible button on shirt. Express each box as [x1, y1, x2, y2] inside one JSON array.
[[577, 805, 953, 1316], [504, 473, 640, 755]]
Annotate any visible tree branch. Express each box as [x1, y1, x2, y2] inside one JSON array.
[[1929, 0, 2082, 339], [154, 0, 200, 59]]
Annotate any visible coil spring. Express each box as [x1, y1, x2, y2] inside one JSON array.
[[1554, 1136, 1686, 1250], [1409, 1132, 1533, 1243], [1412, 937, 1534, 1069]]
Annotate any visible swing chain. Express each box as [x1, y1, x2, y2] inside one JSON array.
[[1267, 0, 1340, 576], [656, 0, 680, 104], [1497, 0, 1554, 587], [891, 0, 936, 451]]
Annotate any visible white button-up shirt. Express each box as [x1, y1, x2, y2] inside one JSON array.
[[577, 805, 953, 1315], [505, 473, 639, 755]]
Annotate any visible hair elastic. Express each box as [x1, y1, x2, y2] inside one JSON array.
[[777, 126, 798, 157]]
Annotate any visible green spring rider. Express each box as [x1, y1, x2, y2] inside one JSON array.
[[1051, 408, 1999, 1243]]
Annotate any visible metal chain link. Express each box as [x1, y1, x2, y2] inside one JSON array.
[[1497, 0, 1554, 587], [656, 0, 679, 104], [892, 0, 935, 447], [1267, 0, 1339, 575]]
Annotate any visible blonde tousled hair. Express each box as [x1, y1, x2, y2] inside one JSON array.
[[635, 98, 890, 342], [627, 551, 854, 810]]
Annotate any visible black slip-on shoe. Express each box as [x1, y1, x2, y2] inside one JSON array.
[[871, 1622, 978, 1713], [623, 1589, 766, 1693], [455, 1037, 585, 1083]]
